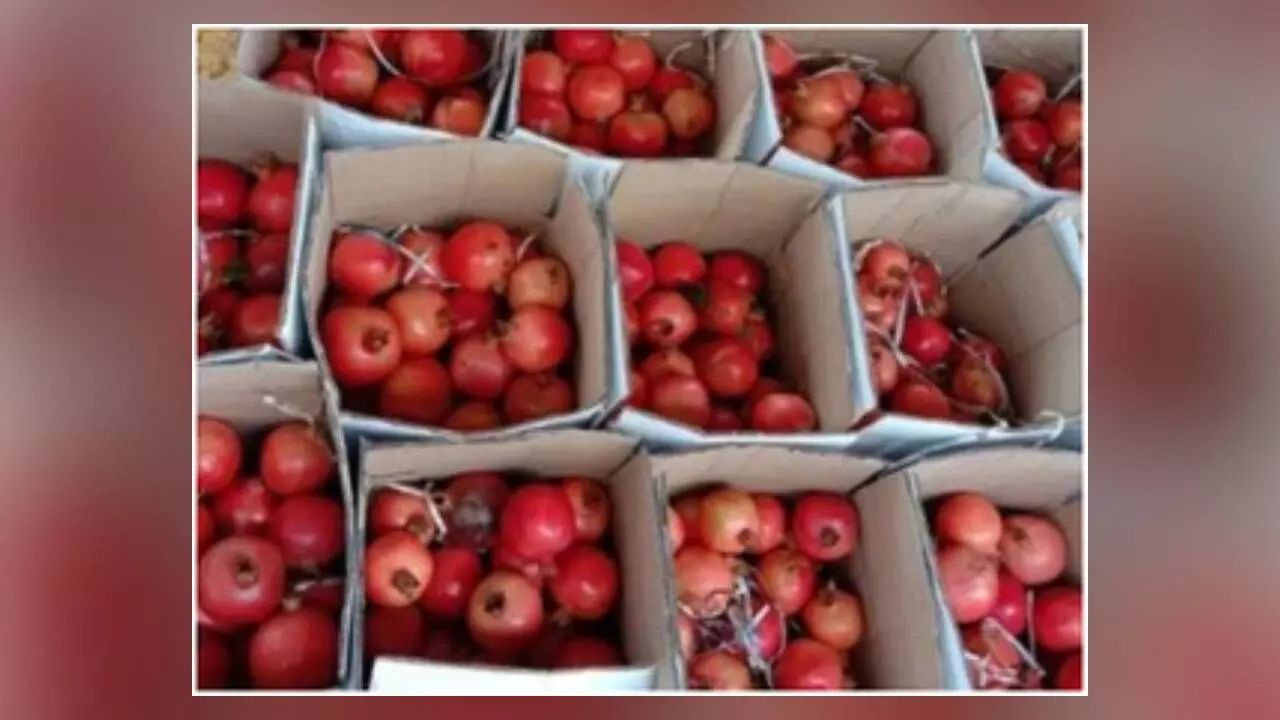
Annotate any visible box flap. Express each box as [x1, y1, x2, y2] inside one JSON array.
[[369, 657, 656, 693]]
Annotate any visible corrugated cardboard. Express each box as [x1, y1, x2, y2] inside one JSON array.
[[601, 160, 865, 450], [235, 30, 514, 150], [973, 29, 1084, 219], [858, 447, 1083, 690], [743, 30, 990, 191], [833, 182, 1080, 458], [196, 359, 357, 689], [502, 30, 758, 194], [305, 140, 614, 442], [650, 446, 934, 689], [197, 78, 321, 363], [355, 430, 671, 693]]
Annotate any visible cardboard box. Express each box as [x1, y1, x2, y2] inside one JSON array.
[[600, 161, 864, 450], [235, 30, 514, 150], [354, 430, 672, 693], [743, 30, 990, 191], [833, 181, 1081, 458], [973, 29, 1084, 220], [856, 446, 1083, 690], [196, 359, 357, 689], [197, 78, 321, 363], [501, 30, 760, 196], [305, 140, 615, 442]]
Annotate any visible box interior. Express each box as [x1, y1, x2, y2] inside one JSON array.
[[973, 29, 1082, 93], [357, 431, 671, 689], [609, 161, 860, 432], [307, 140, 610, 432]]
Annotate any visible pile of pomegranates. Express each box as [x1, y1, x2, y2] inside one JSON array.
[[196, 155, 298, 355], [762, 34, 935, 179], [362, 473, 627, 672], [321, 222, 578, 432], [196, 416, 345, 689], [854, 238, 1013, 425], [930, 493, 1082, 691], [261, 29, 495, 137], [669, 487, 864, 690], [518, 30, 717, 157], [617, 240, 819, 433], [988, 67, 1082, 191]]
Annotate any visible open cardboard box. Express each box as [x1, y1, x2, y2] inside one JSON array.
[[833, 181, 1081, 458], [196, 359, 357, 689], [855, 446, 1083, 690], [502, 30, 759, 196], [744, 30, 990, 192], [354, 430, 672, 693], [305, 140, 615, 443], [973, 29, 1084, 220], [235, 29, 514, 150], [600, 161, 863, 450], [197, 78, 321, 364]]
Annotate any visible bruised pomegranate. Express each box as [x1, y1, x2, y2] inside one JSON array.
[[507, 256, 572, 311], [368, 487, 434, 543], [197, 160, 249, 229], [1034, 585, 1082, 652], [419, 547, 484, 620], [936, 544, 999, 623], [198, 417, 241, 495], [378, 357, 453, 426], [441, 221, 516, 291], [323, 306, 403, 387], [270, 494, 344, 569], [935, 493, 1003, 555], [698, 488, 760, 555], [449, 334, 512, 400], [998, 514, 1068, 586], [365, 605, 425, 658], [651, 242, 707, 287], [503, 372, 574, 424], [199, 536, 286, 626], [562, 477, 610, 543], [445, 472, 511, 550], [748, 393, 817, 432], [637, 290, 698, 347], [260, 422, 331, 496], [674, 545, 736, 615], [791, 493, 859, 562], [801, 587, 865, 650], [447, 288, 498, 337], [746, 494, 786, 555], [616, 240, 655, 302], [549, 544, 620, 620], [386, 287, 452, 356], [688, 652, 753, 690], [649, 375, 713, 428], [757, 548, 817, 615], [498, 483, 576, 562], [773, 639, 846, 690], [248, 607, 338, 689], [364, 530, 435, 608], [692, 337, 758, 399], [467, 571, 545, 654]]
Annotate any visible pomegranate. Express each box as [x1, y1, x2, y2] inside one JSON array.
[[197, 629, 230, 689], [891, 378, 952, 419], [791, 78, 848, 129], [1003, 119, 1052, 162], [1046, 99, 1083, 147], [952, 358, 1003, 411], [783, 124, 836, 162], [553, 30, 616, 64], [447, 288, 498, 337], [737, 595, 785, 661], [757, 548, 817, 615], [273, 42, 318, 73], [259, 422, 331, 496], [364, 530, 435, 607], [607, 110, 669, 158], [243, 233, 290, 294], [400, 29, 468, 86], [199, 536, 286, 626], [294, 579, 345, 613], [667, 505, 686, 552], [365, 605, 425, 658], [627, 370, 648, 408], [520, 93, 573, 141], [379, 357, 454, 425], [315, 42, 378, 106], [663, 88, 715, 138], [989, 569, 1028, 635], [861, 84, 918, 129], [562, 477, 610, 543], [674, 545, 736, 615], [936, 543, 999, 623], [270, 493, 344, 569], [688, 652, 753, 690], [908, 257, 945, 313], [998, 514, 1068, 585], [503, 372, 574, 424], [610, 35, 656, 91], [568, 121, 608, 153], [773, 639, 846, 690], [639, 347, 696, 383], [649, 375, 713, 428], [708, 250, 765, 294], [248, 608, 338, 689], [836, 149, 872, 178], [553, 636, 622, 668], [674, 495, 703, 546], [651, 242, 706, 287], [467, 571, 545, 653], [616, 240, 654, 302], [228, 294, 281, 347], [1034, 585, 1082, 652], [637, 290, 698, 347], [331, 29, 402, 63], [994, 70, 1047, 120], [323, 306, 403, 387], [748, 393, 818, 432], [385, 287, 452, 356], [444, 472, 511, 550], [868, 336, 901, 395], [763, 35, 798, 80], [549, 544, 620, 620], [421, 624, 475, 663], [934, 493, 1003, 554], [791, 493, 859, 562], [197, 417, 241, 495], [212, 477, 274, 536], [368, 487, 433, 543], [568, 64, 626, 122], [692, 338, 758, 399], [861, 240, 911, 292], [699, 280, 754, 336], [1055, 652, 1083, 690], [1053, 161, 1082, 191], [499, 305, 573, 373], [420, 547, 484, 620], [493, 544, 552, 589], [498, 483, 576, 562], [198, 233, 240, 296], [870, 126, 934, 177], [522, 50, 567, 96], [817, 68, 865, 110], [329, 230, 403, 301], [740, 315, 775, 363], [801, 587, 865, 650], [707, 406, 744, 432], [698, 488, 761, 555], [432, 93, 487, 136], [746, 494, 786, 555], [441, 221, 516, 291], [449, 334, 512, 400], [197, 160, 249, 229], [900, 316, 952, 366], [197, 502, 214, 552], [370, 76, 432, 123], [507, 256, 572, 311]]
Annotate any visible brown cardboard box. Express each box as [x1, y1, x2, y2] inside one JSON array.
[[305, 140, 613, 441], [355, 430, 672, 693], [604, 160, 862, 448], [196, 359, 356, 689]]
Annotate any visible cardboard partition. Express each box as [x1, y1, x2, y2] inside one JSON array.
[[743, 30, 990, 191], [502, 30, 759, 191], [601, 160, 863, 450], [856, 447, 1083, 690], [973, 29, 1084, 219], [235, 29, 514, 150], [650, 446, 938, 689], [196, 360, 357, 689], [197, 78, 321, 363], [355, 430, 671, 693], [833, 182, 1080, 458], [306, 140, 614, 443]]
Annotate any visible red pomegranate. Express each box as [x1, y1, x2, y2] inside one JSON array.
[[519, 93, 573, 141], [749, 392, 818, 433], [364, 530, 435, 608], [400, 29, 469, 86], [322, 306, 403, 387], [561, 477, 610, 543], [860, 83, 918, 129], [567, 64, 626, 122], [269, 493, 345, 569], [616, 239, 655, 302], [248, 607, 338, 689], [553, 30, 616, 64], [498, 483, 576, 562], [1033, 586, 1083, 652], [989, 569, 1029, 635], [698, 280, 754, 336], [745, 493, 786, 554], [890, 379, 952, 419], [212, 477, 275, 536], [552, 636, 622, 668], [675, 545, 736, 616], [757, 548, 817, 615], [610, 35, 656, 91], [651, 242, 707, 287], [498, 305, 573, 373], [784, 124, 836, 162], [791, 493, 859, 562], [503, 372, 574, 424], [952, 358, 1003, 411], [868, 336, 901, 395], [445, 402, 501, 431], [549, 544, 620, 620], [639, 347, 695, 384], [467, 571, 545, 654], [662, 88, 715, 139], [227, 294, 281, 348], [197, 629, 230, 689], [860, 240, 911, 293], [446, 288, 497, 337], [368, 488, 434, 543], [370, 76, 432, 123], [934, 493, 1003, 554], [259, 422, 331, 496], [449, 334, 512, 401], [762, 35, 798, 80], [378, 357, 454, 426], [522, 50, 567, 96], [386, 287, 452, 356], [199, 536, 286, 626], [198, 417, 241, 495], [772, 639, 846, 690], [936, 543, 999, 623], [688, 652, 753, 690], [637, 290, 698, 347], [901, 316, 953, 366], [870, 126, 934, 177], [673, 496, 703, 547], [247, 162, 297, 233], [692, 337, 759, 399], [419, 547, 484, 620], [1055, 652, 1083, 690], [441, 221, 516, 291], [432, 92, 488, 136], [999, 514, 1068, 586], [315, 42, 378, 107], [197, 160, 249, 229], [667, 505, 686, 553], [329, 230, 403, 301], [243, 233, 290, 294], [649, 375, 713, 428], [698, 488, 761, 555], [994, 70, 1047, 120], [801, 587, 865, 650], [365, 605, 425, 658], [507, 256, 572, 310], [707, 250, 765, 294], [607, 110, 669, 158], [197, 502, 215, 552]]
